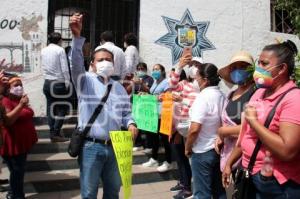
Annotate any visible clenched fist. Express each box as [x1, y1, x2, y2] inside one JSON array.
[[69, 13, 83, 38]]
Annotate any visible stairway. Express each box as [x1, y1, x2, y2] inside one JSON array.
[[17, 115, 178, 195]]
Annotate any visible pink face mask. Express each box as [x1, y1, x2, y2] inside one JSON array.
[[10, 86, 24, 96]]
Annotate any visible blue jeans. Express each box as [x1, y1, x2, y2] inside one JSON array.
[[252, 172, 300, 199], [78, 141, 121, 199], [191, 149, 226, 199]]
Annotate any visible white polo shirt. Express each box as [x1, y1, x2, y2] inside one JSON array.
[[189, 86, 225, 153]]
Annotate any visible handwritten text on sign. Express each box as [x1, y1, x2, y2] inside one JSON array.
[[160, 93, 173, 135], [110, 131, 133, 199], [132, 95, 158, 133]]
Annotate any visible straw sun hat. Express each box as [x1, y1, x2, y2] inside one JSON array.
[[218, 51, 254, 84]]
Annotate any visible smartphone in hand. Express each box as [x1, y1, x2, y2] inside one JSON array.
[[183, 47, 192, 56]]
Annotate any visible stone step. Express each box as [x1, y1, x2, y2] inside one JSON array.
[[35, 124, 75, 139], [30, 139, 70, 154], [1, 165, 178, 193], [26, 151, 166, 171], [22, 180, 177, 199], [34, 115, 78, 126]]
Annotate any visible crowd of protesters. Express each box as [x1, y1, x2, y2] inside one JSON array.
[[0, 12, 299, 199]]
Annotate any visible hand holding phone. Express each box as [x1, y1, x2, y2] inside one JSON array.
[[183, 47, 192, 56], [179, 47, 193, 68]]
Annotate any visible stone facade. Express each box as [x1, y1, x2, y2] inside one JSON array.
[[0, 0, 299, 115]]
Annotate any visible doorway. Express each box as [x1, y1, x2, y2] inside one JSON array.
[[48, 0, 140, 50]]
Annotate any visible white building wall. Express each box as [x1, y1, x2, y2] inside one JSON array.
[[139, 0, 300, 75], [0, 0, 48, 116]]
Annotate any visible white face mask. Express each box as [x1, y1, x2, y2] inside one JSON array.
[[95, 60, 114, 79], [185, 66, 198, 79], [192, 79, 200, 92], [10, 86, 24, 96]]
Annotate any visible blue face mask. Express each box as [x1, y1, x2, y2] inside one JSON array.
[[152, 71, 161, 80], [137, 71, 146, 78], [230, 69, 251, 85]]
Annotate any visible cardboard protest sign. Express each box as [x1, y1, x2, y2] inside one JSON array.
[[132, 94, 158, 133], [110, 131, 133, 199], [160, 93, 173, 135]]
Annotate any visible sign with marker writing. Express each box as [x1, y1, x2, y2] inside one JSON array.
[[132, 94, 158, 133], [110, 131, 133, 199], [160, 93, 173, 135]]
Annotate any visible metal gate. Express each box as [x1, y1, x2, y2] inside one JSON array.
[[48, 0, 140, 50]]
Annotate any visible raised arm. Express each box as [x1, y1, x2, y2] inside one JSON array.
[[168, 53, 192, 92], [69, 13, 86, 91], [4, 95, 29, 126]]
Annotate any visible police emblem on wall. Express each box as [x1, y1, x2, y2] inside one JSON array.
[[155, 9, 215, 65]]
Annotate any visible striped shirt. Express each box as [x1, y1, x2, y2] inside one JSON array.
[[169, 67, 199, 118]]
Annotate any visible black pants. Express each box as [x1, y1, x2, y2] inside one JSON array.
[[147, 132, 172, 163], [43, 80, 70, 137], [134, 129, 152, 148], [3, 153, 27, 199], [171, 137, 192, 190]]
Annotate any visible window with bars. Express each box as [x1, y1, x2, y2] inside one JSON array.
[[271, 1, 295, 34], [54, 12, 75, 48]]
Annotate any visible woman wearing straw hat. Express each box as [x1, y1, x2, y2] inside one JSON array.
[[216, 51, 256, 174]]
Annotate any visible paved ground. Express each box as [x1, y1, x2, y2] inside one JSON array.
[[0, 180, 177, 199]]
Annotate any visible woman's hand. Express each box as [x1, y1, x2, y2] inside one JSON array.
[[158, 94, 164, 102], [179, 54, 192, 68], [172, 93, 183, 102], [19, 95, 29, 107], [138, 92, 148, 95], [133, 78, 142, 84], [222, 164, 233, 188], [214, 136, 224, 155], [244, 104, 258, 123]]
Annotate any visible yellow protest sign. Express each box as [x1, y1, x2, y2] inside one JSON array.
[[160, 93, 173, 135], [110, 131, 133, 199]]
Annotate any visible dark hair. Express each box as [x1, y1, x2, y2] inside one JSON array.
[[48, 32, 62, 44], [197, 63, 220, 86], [263, 40, 298, 76], [136, 62, 147, 71], [180, 69, 187, 81], [91, 48, 114, 62], [100, 31, 114, 43], [124, 33, 138, 47], [155, 64, 166, 78]]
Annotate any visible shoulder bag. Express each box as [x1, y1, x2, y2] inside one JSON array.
[[232, 87, 298, 199], [68, 84, 112, 157]]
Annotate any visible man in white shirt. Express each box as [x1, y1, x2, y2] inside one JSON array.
[[41, 32, 70, 142], [95, 31, 126, 80], [123, 33, 139, 76]]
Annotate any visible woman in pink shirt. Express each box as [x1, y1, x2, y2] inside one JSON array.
[[223, 40, 300, 199]]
